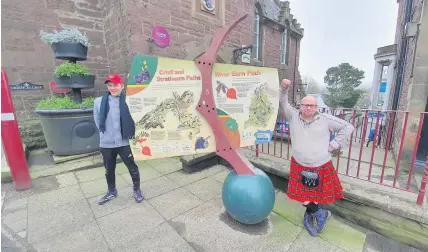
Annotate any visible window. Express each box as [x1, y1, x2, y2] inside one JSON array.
[[253, 7, 262, 60], [281, 30, 288, 64]]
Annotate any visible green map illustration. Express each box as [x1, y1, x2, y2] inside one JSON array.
[[244, 83, 274, 129], [136, 90, 202, 139]]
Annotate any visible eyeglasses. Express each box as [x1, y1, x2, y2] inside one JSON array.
[[300, 104, 317, 108]]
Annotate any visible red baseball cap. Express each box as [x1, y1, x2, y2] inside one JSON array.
[[105, 74, 124, 85]]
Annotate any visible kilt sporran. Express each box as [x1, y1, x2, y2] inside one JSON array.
[[301, 170, 320, 188]]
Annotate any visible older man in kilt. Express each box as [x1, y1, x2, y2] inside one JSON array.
[[279, 79, 354, 236]]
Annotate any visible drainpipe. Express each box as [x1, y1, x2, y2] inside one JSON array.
[[293, 38, 299, 105], [389, 0, 413, 151], [392, 0, 414, 111]]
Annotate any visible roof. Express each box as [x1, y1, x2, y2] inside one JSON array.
[[258, 0, 304, 37], [374, 44, 397, 59]]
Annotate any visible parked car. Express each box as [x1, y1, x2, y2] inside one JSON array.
[[276, 120, 289, 135]]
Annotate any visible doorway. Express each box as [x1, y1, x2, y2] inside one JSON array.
[[416, 97, 428, 166]]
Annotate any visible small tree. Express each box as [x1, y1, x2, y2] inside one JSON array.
[[324, 63, 365, 108]]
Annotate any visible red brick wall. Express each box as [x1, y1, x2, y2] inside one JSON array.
[[1, 0, 110, 148], [120, 0, 302, 100], [1, 0, 302, 148], [1, 0, 109, 120]]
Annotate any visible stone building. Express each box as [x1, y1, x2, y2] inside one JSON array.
[[370, 44, 397, 111], [386, 0, 428, 169], [1, 0, 304, 149]]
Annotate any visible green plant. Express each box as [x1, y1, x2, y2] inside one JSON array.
[[55, 62, 91, 77], [37, 96, 94, 110], [40, 28, 90, 47]]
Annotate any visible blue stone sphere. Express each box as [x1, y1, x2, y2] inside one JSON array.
[[222, 168, 275, 224]]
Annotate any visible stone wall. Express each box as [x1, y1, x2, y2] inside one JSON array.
[[1, 0, 303, 149], [1, 0, 109, 148], [107, 0, 303, 102], [389, 0, 428, 169]]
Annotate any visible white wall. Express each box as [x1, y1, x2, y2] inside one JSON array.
[[370, 54, 396, 110]]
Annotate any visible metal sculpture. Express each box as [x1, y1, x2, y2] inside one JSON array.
[[194, 14, 275, 224], [194, 14, 256, 176]]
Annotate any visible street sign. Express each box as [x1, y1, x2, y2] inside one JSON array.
[[10, 82, 44, 90], [151, 26, 170, 48]]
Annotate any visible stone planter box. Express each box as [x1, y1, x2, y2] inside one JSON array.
[[35, 108, 99, 156], [54, 74, 95, 89], [51, 42, 88, 61]]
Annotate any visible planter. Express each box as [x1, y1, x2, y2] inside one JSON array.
[[54, 74, 95, 89], [51, 42, 88, 61], [35, 108, 99, 156]]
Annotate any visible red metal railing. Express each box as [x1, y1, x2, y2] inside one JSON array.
[[248, 109, 428, 205]]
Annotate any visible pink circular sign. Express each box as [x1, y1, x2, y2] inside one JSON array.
[[151, 26, 170, 48]]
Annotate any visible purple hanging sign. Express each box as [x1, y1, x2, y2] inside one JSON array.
[[151, 26, 170, 48]]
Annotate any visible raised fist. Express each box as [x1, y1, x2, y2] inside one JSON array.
[[280, 79, 291, 89]]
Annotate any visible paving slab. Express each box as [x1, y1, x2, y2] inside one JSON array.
[[288, 231, 343, 252], [32, 220, 109, 252], [121, 165, 163, 184], [2, 197, 28, 224], [148, 187, 204, 220], [30, 154, 105, 179], [146, 157, 180, 166], [1, 224, 35, 252], [80, 176, 129, 198], [55, 173, 78, 187], [272, 191, 305, 227], [171, 196, 302, 252], [273, 191, 367, 252], [27, 184, 85, 215], [88, 186, 136, 218], [211, 169, 230, 183], [4, 218, 27, 234], [166, 165, 227, 186], [111, 222, 196, 252], [17, 230, 27, 239], [115, 160, 151, 175], [97, 202, 165, 248], [363, 231, 423, 252], [184, 177, 223, 201], [4, 175, 64, 200], [27, 199, 94, 243], [152, 160, 183, 175], [319, 214, 367, 252], [138, 175, 180, 199], [1, 181, 12, 209], [74, 166, 105, 182]]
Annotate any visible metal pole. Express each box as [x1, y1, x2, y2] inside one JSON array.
[[416, 155, 428, 205]]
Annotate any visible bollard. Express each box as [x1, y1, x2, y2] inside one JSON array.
[[1, 69, 32, 190], [416, 155, 428, 205]]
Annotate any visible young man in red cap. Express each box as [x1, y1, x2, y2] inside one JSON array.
[[93, 74, 143, 204]]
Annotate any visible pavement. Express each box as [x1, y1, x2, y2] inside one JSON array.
[[1, 157, 424, 252]]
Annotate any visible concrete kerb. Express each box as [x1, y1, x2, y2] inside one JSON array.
[[29, 153, 122, 180]]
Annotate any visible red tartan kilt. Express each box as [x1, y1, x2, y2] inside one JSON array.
[[286, 157, 344, 204]]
